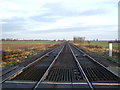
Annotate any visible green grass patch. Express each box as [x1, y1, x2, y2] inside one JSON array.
[[89, 41, 119, 49], [2, 41, 60, 44]]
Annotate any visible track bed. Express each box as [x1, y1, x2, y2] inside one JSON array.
[[2, 42, 120, 90]]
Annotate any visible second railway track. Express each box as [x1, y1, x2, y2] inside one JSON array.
[[2, 42, 120, 90]]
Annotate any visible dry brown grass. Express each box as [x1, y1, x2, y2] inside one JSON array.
[[1, 43, 56, 67], [74, 42, 120, 62]]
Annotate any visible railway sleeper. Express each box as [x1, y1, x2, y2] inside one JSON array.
[[43, 68, 84, 83], [82, 67, 120, 82]]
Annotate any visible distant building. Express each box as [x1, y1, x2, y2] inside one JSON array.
[[73, 36, 85, 43]]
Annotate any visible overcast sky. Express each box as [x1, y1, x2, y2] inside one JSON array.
[[1, 0, 119, 40]]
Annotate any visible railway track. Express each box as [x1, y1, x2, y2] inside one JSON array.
[[2, 42, 120, 90], [2, 43, 65, 86], [70, 43, 120, 89]]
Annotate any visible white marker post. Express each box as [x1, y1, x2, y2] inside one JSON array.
[[109, 43, 112, 56]]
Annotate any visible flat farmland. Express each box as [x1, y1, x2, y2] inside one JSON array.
[[1, 41, 61, 68], [74, 41, 120, 63], [2, 41, 60, 50], [2, 41, 59, 44], [89, 41, 119, 49]]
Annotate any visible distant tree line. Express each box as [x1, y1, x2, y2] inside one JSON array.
[[1, 38, 66, 42], [1, 38, 50, 41]]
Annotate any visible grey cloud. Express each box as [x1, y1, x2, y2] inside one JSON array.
[[3, 18, 25, 23], [2, 18, 26, 32], [30, 15, 59, 22], [31, 25, 117, 33], [2, 2, 110, 34], [80, 8, 107, 16], [42, 3, 108, 17], [29, 3, 64, 22]]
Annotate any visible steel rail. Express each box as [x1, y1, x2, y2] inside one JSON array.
[[33, 43, 66, 90], [71, 43, 120, 78], [1, 66, 18, 77], [1, 47, 56, 83], [68, 43, 94, 90]]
